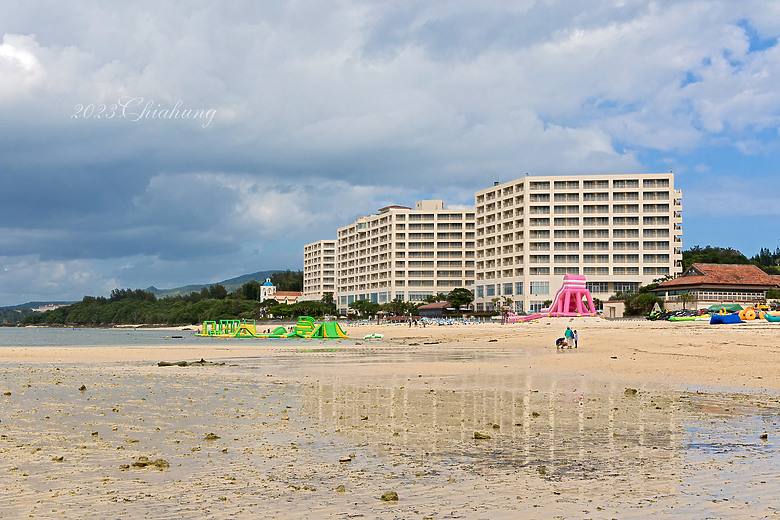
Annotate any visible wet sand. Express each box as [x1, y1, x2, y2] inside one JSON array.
[[1, 320, 779, 519]]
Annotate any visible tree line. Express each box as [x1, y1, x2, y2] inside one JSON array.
[[683, 245, 780, 274], [20, 284, 476, 326], [21, 274, 318, 326]]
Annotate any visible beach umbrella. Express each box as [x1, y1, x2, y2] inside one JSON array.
[[706, 303, 743, 312]]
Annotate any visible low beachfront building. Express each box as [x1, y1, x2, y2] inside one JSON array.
[[259, 278, 302, 305], [651, 263, 780, 310], [418, 302, 452, 318]]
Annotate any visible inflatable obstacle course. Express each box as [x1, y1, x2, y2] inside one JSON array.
[[195, 316, 348, 339], [506, 274, 598, 323]]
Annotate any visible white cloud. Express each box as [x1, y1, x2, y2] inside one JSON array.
[[0, 34, 45, 98], [0, 255, 114, 304]]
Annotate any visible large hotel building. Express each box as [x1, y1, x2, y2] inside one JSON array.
[[302, 240, 337, 302], [304, 173, 682, 314]]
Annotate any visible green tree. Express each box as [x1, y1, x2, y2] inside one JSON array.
[[447, 288, 474, 309], [682, 245, 749, 270], [268, 302, 293, 318], [382, 297, 409, 316], [349, 299, 380, 317], [241, 280, 262, 301], [624, 292, 663, 315], [208, 284, 228, 300], [677, 292, 695, 310], [319, 292, 336, 315], [270, 270, 303, 291]]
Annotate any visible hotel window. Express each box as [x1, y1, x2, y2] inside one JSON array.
[[485, 284, 495, 297], [553, 254, 579, 263], [503, 283, 513, 295], [476, 286, 484, 298], [530, 255, 550, 263], [613, 192, 639, 201], [530, 281, 550, 295], [643, 216, 670, 225], [515, 282, 523, 295], [586, 282, 609, 293], [614, 282, 640, 293], [643, 179, 669, 187]]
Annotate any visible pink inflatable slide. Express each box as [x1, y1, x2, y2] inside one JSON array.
[[506, 275, 597, 323]]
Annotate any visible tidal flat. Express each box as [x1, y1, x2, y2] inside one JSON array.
[[1, 338, 779, 519]]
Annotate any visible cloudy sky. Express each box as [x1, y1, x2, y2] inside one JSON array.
[[2, 0, 780, 306]]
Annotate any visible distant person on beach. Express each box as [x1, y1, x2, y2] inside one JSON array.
[[564, 327, 573, 348], [574, 330, 578, 348], [555, 337, 567, 348]]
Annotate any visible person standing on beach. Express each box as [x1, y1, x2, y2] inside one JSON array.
[[573, 330, 578, 348], [564, 327, 573, 348]]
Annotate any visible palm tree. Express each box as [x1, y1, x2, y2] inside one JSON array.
[[677, 292, 695, 310]]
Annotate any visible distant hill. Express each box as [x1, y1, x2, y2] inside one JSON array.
[[0, 301, 77, 311], [0, 301, 77, 324], [145, 269, 284, 299]]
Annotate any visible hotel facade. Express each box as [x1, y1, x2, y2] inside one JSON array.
[[301, 239, 337, 302], [304, 173, 682, 315], [473, 173, 682, 313]]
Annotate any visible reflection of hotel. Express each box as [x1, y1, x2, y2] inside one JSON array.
[[305, 173, 682, 314], [301, 372, 680, 482]]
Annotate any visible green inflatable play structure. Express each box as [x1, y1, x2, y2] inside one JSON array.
[[194, 316, 348, 339]]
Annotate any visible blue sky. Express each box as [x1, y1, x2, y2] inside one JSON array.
[[1, 0, 780, 306]]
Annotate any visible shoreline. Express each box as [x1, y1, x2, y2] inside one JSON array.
[[2, 319, 779, 392]]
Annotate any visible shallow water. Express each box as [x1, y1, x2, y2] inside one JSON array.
[[1, 330, 779, 519], [0, 326, 350, 348]]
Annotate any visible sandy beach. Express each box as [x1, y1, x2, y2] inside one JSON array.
[[1, 319, 779, 519]]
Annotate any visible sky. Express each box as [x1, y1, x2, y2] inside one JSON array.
[[2, 0, 780, 306]]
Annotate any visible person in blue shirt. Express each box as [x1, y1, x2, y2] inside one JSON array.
[[564, 327, 574, 348]]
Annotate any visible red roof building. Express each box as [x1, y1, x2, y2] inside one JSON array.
[[652, 263, 780, 308], [418, 302, 452, 317], [274, 291, 302, 305]]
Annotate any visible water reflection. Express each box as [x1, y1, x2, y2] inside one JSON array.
[[302, 373, 681, 482]]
